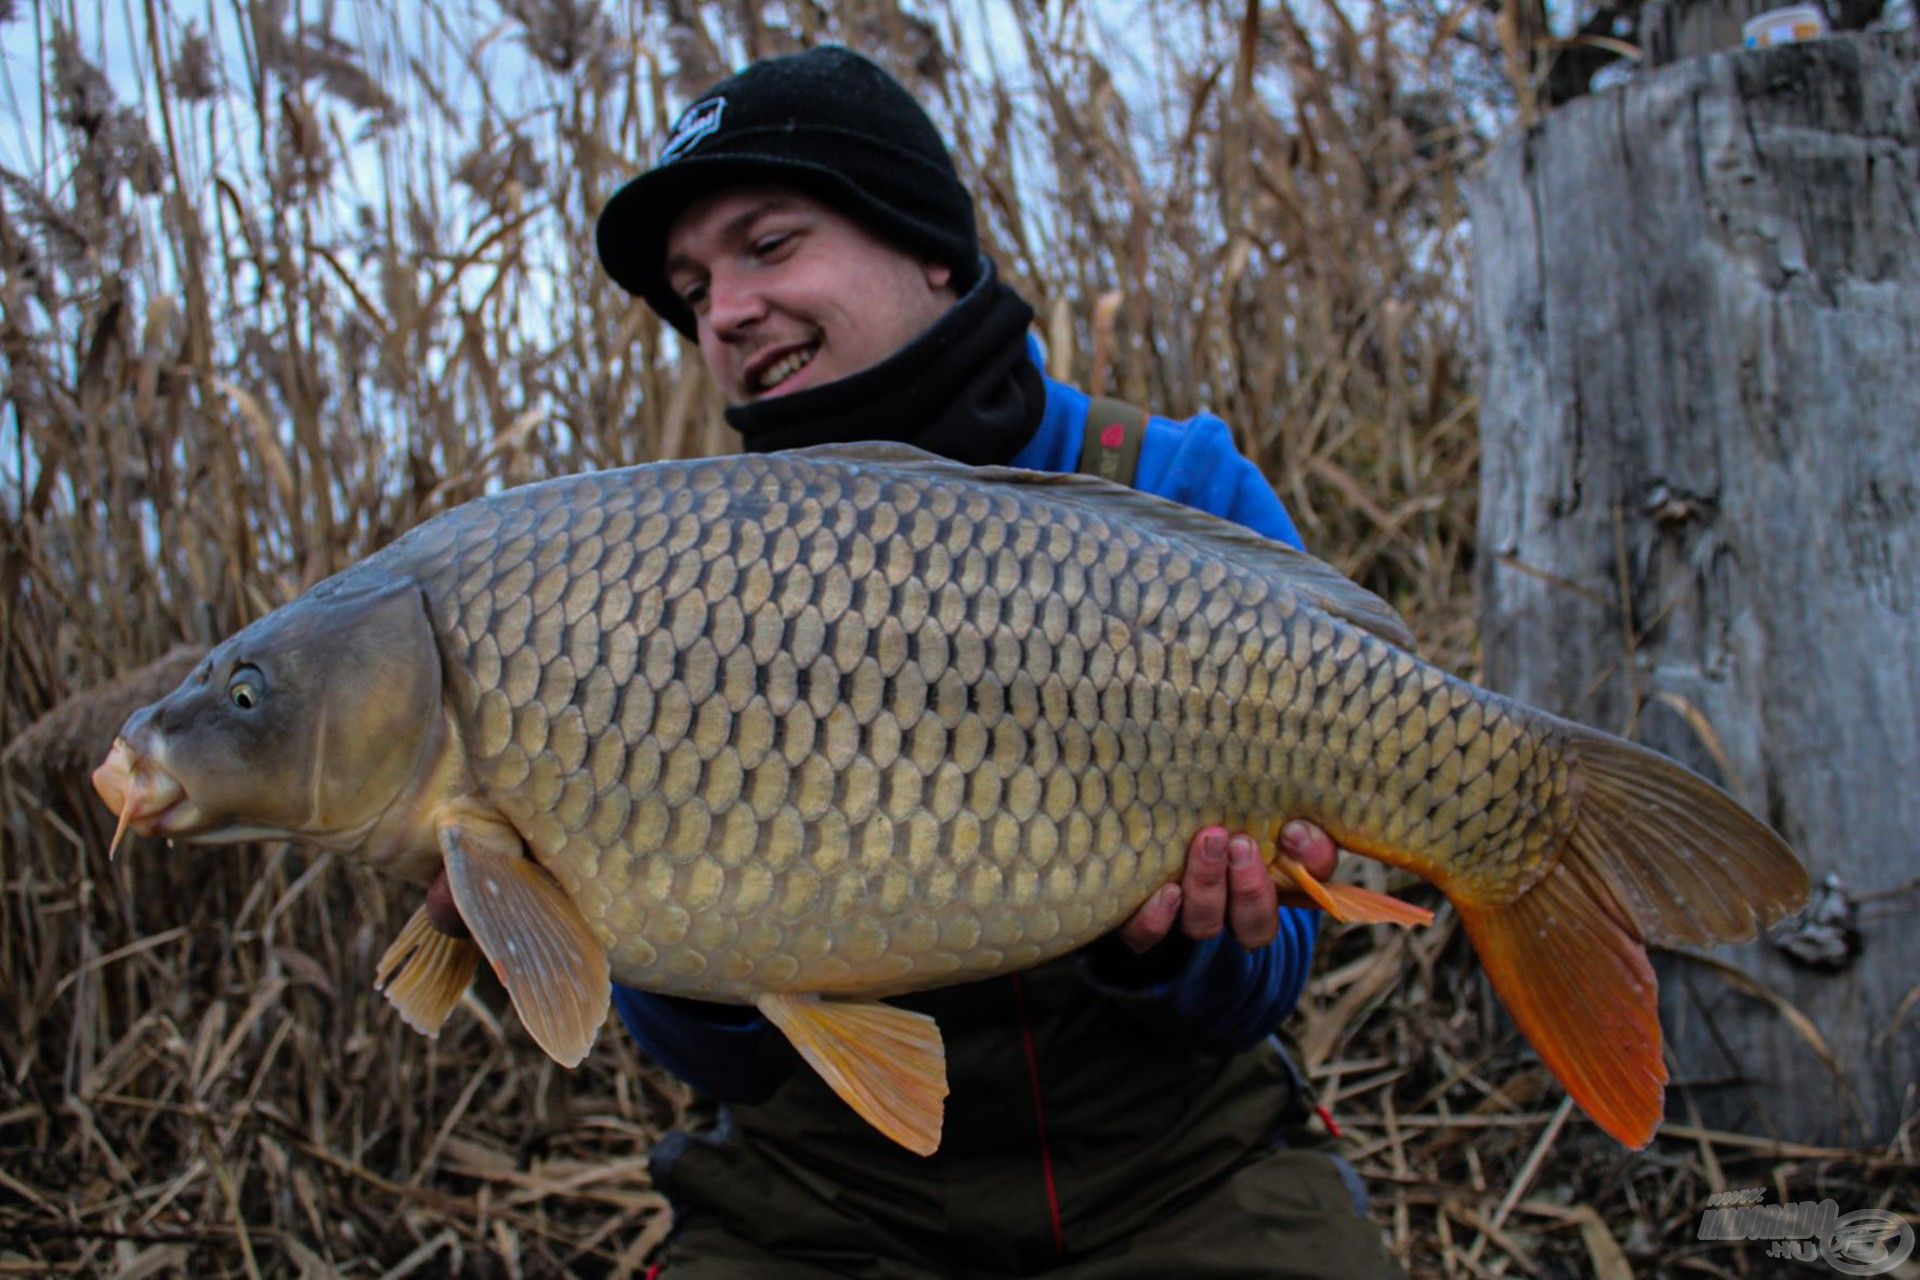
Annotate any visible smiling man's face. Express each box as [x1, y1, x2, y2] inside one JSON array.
[[663, 185, 958, 405]]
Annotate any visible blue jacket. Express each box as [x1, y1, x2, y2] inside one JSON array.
[[612, 370, 1319, 1102]]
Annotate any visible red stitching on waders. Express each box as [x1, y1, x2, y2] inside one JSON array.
[[1008, 972, 1065, 1262]]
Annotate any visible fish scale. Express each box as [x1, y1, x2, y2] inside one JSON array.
[[377, 452, 1575, 1001], [95, 442, 1807, 1151]]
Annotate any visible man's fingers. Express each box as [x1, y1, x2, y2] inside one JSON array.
[[1226, 835, 1279, 947], [425, 870, 471, 939], [1118, 883, 1184, 954], [1180, 827, 1230, 940], [1279, 819, 1339, 882]]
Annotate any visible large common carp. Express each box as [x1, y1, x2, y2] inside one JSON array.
[[92, 444, 1808, 1154]]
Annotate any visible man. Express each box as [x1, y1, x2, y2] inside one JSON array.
[[595, 45, 1404, 1280]]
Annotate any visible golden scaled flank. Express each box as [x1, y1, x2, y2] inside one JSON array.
[[390, 453, 1568, 1003]]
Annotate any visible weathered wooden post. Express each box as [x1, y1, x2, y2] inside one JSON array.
[[1471, 31, 1920, 1144]]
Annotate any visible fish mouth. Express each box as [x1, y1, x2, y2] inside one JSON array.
[[92, 737, 193, 856]]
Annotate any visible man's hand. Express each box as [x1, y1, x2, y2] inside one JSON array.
[[424, 869, 471, 939], [1117, 821, 1339, 955]]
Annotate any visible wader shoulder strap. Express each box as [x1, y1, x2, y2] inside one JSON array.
[[1076, 396, 1149, 488]]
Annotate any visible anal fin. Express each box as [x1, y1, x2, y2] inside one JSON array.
[[375, 904, 481, 1036], [1271, 855, 1435, 928], [757, 993, 948, 1156], [439, 815, 610, 1068]]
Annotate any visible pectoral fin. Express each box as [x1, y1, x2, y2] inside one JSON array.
[[439, 816, 610, 1068], [1271, 856, 1435, 928], [757, 993, 948, 1156], [374, 904, 480, 1036]]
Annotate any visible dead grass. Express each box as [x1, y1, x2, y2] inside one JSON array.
[[3, 2, 1912, 1276]]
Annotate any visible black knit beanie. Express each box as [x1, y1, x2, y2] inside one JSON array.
[[596, 45, 980, 338]]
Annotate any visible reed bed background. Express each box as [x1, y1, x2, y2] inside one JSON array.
[[2, 1, 1910, 1276]]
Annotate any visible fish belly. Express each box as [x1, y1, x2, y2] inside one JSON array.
[[416, 454, 1574, 1003]]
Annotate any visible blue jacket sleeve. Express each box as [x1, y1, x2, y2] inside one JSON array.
[[1134, 413, 1306, 552], [610, 988, 791, 1104], [1077, 908, 1320, 1052]]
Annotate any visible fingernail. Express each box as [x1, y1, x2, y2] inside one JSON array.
[[1159, 884, 1183, 911], [1281, 820, 1310, 850], [1229, 837, 1256, 868], [1199, 833, 1225, 864]]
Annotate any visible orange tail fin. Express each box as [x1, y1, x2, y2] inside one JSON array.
[[1454, 727, 1809, 1148]]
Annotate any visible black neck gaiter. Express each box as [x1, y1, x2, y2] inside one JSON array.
[[723, 258, 1045, 467]]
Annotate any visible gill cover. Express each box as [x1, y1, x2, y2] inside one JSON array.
[[120, 581, 446, 842]]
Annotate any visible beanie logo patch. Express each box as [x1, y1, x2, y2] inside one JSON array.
[[659, 98, 726, 163]]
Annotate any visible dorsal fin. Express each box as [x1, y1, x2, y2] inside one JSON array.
[[780, 442, 1418, 652]]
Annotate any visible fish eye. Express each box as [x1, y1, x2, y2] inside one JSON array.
[[228, 667, 264, 711]]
